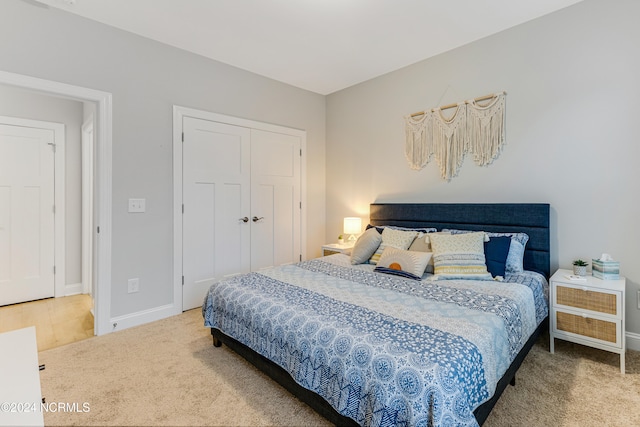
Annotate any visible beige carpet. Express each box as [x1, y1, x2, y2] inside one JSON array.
[[38, 309, 639, 427]]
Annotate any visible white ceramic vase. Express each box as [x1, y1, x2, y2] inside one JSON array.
[[573, 265, 587, 276]]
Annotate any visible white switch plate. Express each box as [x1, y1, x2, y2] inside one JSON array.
[[128, 278, 139, 293], [128, 198, 146, 213]]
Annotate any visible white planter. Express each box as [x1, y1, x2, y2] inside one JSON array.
[[573, 265, 587, 276]]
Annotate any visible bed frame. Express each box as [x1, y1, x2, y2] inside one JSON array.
[[211, 203, 550, 426]]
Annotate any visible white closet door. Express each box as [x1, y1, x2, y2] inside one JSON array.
[[0, 124, 55, 306], [182, 117, 250, 311], [250, 129, 301, 270]]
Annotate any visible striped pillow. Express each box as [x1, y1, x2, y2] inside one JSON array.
[[443, 229, 529, 273], [428, 232, 492, 280]]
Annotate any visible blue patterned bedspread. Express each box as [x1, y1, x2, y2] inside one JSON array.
[[202, 255, 548, 427]]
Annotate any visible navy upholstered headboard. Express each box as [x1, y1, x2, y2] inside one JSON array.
[[369, 203, 551, 278]]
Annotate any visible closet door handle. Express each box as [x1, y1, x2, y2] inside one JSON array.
[[252, 216, 264, 222], [239, 217, 249, 223]]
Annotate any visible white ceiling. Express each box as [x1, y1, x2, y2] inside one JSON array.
[[35, 0, 584, 95]]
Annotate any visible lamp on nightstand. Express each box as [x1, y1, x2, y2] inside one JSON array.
[[343, 217, 362, 243]]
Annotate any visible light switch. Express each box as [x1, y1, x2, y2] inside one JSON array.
[[128, 198, 146, 213]]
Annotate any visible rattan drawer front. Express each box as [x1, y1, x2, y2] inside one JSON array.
[[556, 311, 618, 344], [556, 285, 617, 315], [323, 249, 340, 256]]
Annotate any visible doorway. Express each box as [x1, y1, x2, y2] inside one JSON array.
[[0, 70, 113, 336]]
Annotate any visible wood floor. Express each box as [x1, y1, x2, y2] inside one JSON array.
[[0, 294, 94, 352]]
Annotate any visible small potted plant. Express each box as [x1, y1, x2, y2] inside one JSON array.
[[337, 234, 344, 244], [572, 259, 588, 276]]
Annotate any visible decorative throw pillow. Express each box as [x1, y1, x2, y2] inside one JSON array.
[[483, 236, 511, 278], [350, 227, 383, 265], [489, 232, 529, 273], [365, 224, 385, 234], [369, 227, 418, 265], [428, 232, 492, 280], [408, 231, 450, 273], [444, 229, 529, 273], [374, 247, 432, 280], [408, 233, 431, 252]]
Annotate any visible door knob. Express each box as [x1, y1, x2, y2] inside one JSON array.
[[252, 216, 264, 222], [239, 217, 249, 223]]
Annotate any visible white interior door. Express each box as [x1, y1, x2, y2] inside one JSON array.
[[0, 124, 55, 306], [250, 129, 301, 270], [182, 117, 251, 311]]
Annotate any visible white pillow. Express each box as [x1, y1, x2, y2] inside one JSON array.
[[350, 227, 382, 265], [375, 246, 432, 279]]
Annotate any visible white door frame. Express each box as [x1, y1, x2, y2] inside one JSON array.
[[0, 70, 113, 336], [81, 115, 94, 297], [0, 115, 65, 299], [173, 105, 307, 311]]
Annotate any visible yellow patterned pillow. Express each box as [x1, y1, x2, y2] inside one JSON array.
[[428, 232, 492, 280], [369, 227, 418, 265]]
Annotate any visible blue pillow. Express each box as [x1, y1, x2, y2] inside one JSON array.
[[484, 236, 511, 278]]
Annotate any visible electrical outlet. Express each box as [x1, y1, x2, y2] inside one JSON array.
[[128, 278, 140, 293], [128, 198, 146, 213]]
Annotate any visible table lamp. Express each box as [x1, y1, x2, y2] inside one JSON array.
[[343, 217, 362, 243]]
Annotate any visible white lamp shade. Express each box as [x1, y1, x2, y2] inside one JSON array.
[[343, 217, 362, 235]]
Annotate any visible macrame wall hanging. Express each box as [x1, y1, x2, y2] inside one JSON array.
[[404, 91, 506, 180]]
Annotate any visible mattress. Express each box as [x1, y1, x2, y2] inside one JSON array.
[[203, 254, 548, 427]]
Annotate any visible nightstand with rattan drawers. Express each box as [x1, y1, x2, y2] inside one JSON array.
[[321, 242, 355, 256], [549, 269, 626, 373]]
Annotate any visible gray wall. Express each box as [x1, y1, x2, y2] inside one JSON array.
[[0, 84, 83, 287], [326, 0, 640, 334], [0, 0, 326, 318], [4, 0, 638, 337]]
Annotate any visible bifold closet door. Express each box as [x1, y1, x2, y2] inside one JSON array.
[[182, 117, 251, 311]]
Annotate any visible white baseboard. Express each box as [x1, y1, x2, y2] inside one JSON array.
[[626, 332, 640, 351], [64, 283, 83, 296], [108, 304, 180, 333]]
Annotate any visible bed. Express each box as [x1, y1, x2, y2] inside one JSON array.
[[203, 203, 550, 426]]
